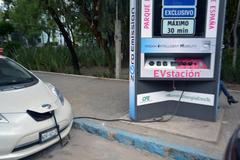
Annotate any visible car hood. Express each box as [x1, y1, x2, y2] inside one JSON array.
[[0, 80, 58, 113]]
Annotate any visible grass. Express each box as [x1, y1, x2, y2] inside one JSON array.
[[6, 46, 108, 74]]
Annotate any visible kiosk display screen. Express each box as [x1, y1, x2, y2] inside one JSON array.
[[153, 0, 208, 37]]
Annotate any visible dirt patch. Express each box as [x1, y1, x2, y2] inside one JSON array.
[[226, 83, 240, 91]]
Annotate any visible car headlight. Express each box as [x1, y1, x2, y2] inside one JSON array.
[[52, 87, 65, 106], [0, 114, 8, 123]]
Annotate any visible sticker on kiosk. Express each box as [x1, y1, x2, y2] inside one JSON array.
[[162, 19, 195, 35]]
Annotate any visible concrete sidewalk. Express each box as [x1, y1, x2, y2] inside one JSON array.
[[23, 129, 163, 160], [35, 71, 240, 160]]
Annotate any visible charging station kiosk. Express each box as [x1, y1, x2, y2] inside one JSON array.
[[129, 0, 227, 121]]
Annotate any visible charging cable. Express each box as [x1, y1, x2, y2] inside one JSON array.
[[73, 91, 185, 123], [73, 116, 164, 123], [161, 80, 184, 122], [160, 90, 184, 122], [74, 81, 184, 123], [51, 110, 68, 147]]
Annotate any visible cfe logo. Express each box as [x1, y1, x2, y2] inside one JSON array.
[[142, 96, 151, 103]]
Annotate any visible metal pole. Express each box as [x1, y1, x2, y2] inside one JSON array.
[[115, 0, 122, 79]]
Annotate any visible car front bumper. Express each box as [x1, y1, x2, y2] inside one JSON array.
[[0, 99, 73, 160]]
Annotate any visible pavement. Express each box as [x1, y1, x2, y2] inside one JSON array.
[[35, 72, 129, 119], [22, 129, 163, 160], [33, 71, 240, 160]]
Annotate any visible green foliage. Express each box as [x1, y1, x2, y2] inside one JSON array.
[[225, 0, 238, 26], [221, 49, 240, 83], [0, 21, 14, 36], [4, 46, 107, 74], [78, 47, 108, 67], [9, 0, 44, 41], [94, 71, 112, 78], [2, 41, 21, 57], [224, 0, 239, 46], [2, 0, 131, 75]]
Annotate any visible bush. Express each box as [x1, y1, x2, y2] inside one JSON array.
[[0, 22, 14, 36], [221, 48, 240, 83], [10, 46, 73, 73], [4, 46, 108, 74], [3, 42, 21, 58]]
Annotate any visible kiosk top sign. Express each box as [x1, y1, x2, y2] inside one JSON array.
[[163, 0, 197, 6]]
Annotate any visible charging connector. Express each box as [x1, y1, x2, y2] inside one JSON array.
[[51, 110, 68, 147]]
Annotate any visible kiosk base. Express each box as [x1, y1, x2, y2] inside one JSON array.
[[133, 81, 220, 122]]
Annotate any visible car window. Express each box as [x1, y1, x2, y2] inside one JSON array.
[[0, 58, 37, 87]]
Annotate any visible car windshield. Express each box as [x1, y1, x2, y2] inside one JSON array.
[[0, 58, 37, 87]]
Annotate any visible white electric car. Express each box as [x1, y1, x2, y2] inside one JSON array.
[[0, 56, 73, 160]]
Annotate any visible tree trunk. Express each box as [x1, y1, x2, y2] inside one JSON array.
[[227, 24, 234, 48], [47, 7, 80, 74], [85, 22, 114, 77], [98, 32, 114, 76], [233, 0, 240, 68], [97, 34, 114, 76], [77, 0, 114, 77]]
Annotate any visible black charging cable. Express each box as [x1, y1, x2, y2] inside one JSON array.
[[73, 116, 164, 123], [160, 90, 184, 122], [73, 91, 183, 123], [161, 80, 185, 122], [51, 110, 68, 147], [74, 81, 185, 123]]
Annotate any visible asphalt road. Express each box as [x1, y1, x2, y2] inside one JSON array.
[[19, 72, 163, 160], [35, 72, 129, 119], [29, 71, 240, 160], [22, 129, 163, 160]]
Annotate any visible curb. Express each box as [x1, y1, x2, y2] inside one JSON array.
[[32, 70, 129, 82], [73, 119, 221, 160]]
